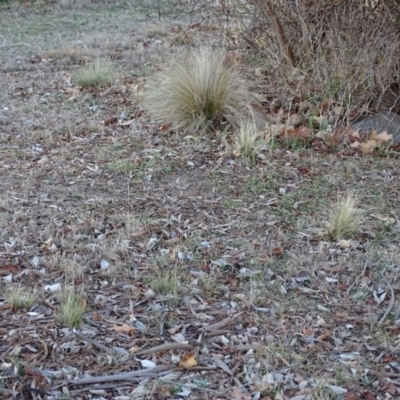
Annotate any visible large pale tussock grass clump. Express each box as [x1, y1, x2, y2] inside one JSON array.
[[145, 47, 253, 133]]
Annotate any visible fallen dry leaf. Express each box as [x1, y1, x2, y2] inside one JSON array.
[[65, 87, 81, 101], [370, 214, 395, 224], [113, 324, 136, 336], [282, 126, 312, 140], [230, 387, 251, 400], [360, 139, 378, 154], [371, 130, 393, 144], [360, 390, 376, 400], [104, 116, 118, 125], [317, 331, 331, 340], [179, 353, 198, 368], [321, 97, 334, 113], [0, 264, 19, 275], [271, 246, 284, 256], [344, 393, 359, 400]]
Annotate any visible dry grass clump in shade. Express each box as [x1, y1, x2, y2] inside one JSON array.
[[6, 286, 37, 311], [145, 47, 254, 134], [234, 121, 264, 163], [73, 59, 114, 88], [327, 193, 363, 240], [57, 289, 87, 328]]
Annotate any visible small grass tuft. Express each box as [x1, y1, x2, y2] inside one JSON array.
[[145, 47, 253, 134], [234, 121, 264, 163], [58, 289, 86, 328], [6, 287, 37, 311], [150, 269, 180, 295], [73, 59, 114, 88], [327, 193, 363, 240]]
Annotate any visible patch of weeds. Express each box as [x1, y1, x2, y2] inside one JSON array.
[[6, 287, 37, 311], [124, 214, 149, 236], [57, 289, 86, 328], [327, 193, 363, 240], [208, 170, 221, 180], [221, 199, 236, 208], [108, 160, 134, 172], [73, 59, 115, 88], [145, 47, 254, 134], [283, 136, 310, 151], [198, 272, 221, 296], [147, 267, 181, 307], [245, 175, 271, 196], [170, 384, 184, 394], [234, 121, 264, 164], [107, 159, 146, 175]]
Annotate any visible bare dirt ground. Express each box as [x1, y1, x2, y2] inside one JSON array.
[[1, 2, 400, 399]]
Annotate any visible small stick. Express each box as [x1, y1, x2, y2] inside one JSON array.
[[377, 272, 395, 327]]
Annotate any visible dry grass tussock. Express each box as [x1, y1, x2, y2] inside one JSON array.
[[234, 121, 265, 163], [73, 58, 115, 88], [145, 47, 254, 134], [57, 289, 87, 328], [328, 193, 363, 240]]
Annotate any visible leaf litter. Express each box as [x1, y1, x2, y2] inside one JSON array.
[[1, 3, 400, 400]]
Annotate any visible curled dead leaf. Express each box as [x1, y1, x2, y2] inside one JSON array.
[[113, 323, 136, 336], [0, 264, 19, 275], [317, 331, 331, 340], [179, 353, 198, 368], [271, 246, 283, 256]]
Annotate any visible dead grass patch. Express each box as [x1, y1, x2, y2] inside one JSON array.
[[73, 58, 115, 88], [233, 121, 265, 163], [6, 286, 37, 311]]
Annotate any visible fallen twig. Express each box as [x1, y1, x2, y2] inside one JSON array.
[[134, 342, 193, 356], [377, 272, 395, 327], [74, 330, 114, 354], [70, 365, 177, 386]]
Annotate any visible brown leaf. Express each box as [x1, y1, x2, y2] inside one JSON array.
[[119, 118, 136, 126], [200, 262, 211, 273], [65, 87, 81, 101], [0, 264, 19, 275], [179, 353, 198, 368], [296, 166, 313, 176], [344, 394, 359, 400], [113, 324, 135, 336], [282, 126, 312, 140], [321, 98, 334, 113], [271, 246, 284, 256], [317, 331, 330, 340], [104, 116, 118, 126], [231, 387, 251, 400], [381, 381, 397, 395], [332, 129, 345, 146], [303, 326, 314, 336], [159, 124, 170, 132], [360, 390, 375, 400], [360, 139, 378, 154], [375, 131, 393, 144], [24, 364, 43, 378]]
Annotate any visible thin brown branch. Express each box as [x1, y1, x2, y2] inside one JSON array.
[[257, 0, 296, 66]]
